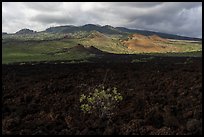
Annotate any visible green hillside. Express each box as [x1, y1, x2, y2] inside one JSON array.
[[2, 25, 202, 64], [2, 38, 95, 64]]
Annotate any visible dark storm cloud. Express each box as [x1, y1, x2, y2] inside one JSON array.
[[105, 2, 202, 38], [2, 2, 202, 38]]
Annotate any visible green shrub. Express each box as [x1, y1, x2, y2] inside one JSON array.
[[184, 58, 193, 64], [79, 85, 123, 119], [131, 59, 145, 63]]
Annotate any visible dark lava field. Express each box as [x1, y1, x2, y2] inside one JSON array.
[[2, 55, 202, 135]]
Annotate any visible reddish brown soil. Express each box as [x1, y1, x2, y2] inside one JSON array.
[[2, 56, 202, 135], [122, 34, 178, 52], [149, 35, 169, 43]]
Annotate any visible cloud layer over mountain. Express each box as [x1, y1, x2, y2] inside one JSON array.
[[2, 2, 202, 38]]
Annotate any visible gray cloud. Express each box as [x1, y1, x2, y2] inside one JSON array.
[[23, 2, 63, 12], [2, 2, 202, 38], [31, 12, 76, 24]]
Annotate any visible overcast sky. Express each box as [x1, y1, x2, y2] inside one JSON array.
[[2, 2, 202, 38]]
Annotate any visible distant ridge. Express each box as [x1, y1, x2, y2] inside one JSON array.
[[15, 29, 37, 35], [2, 32, 8, 35], [13, 24, 201, 41]]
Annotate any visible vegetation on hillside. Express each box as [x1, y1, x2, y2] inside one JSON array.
[[2, 27, 202, 64]]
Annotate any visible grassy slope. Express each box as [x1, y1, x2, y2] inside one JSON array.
[[79, 37, 131, 54], [2, 38, 94, 64], [166, 40, 202, 52]]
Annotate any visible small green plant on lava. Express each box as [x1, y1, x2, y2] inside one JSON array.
[[79, 85, 123, 119], [184, 58, 193, 64]]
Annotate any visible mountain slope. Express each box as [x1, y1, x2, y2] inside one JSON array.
[[78, 31, 130, 54], [12, 24, 201, 41], [42, 24, 201, 41]]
